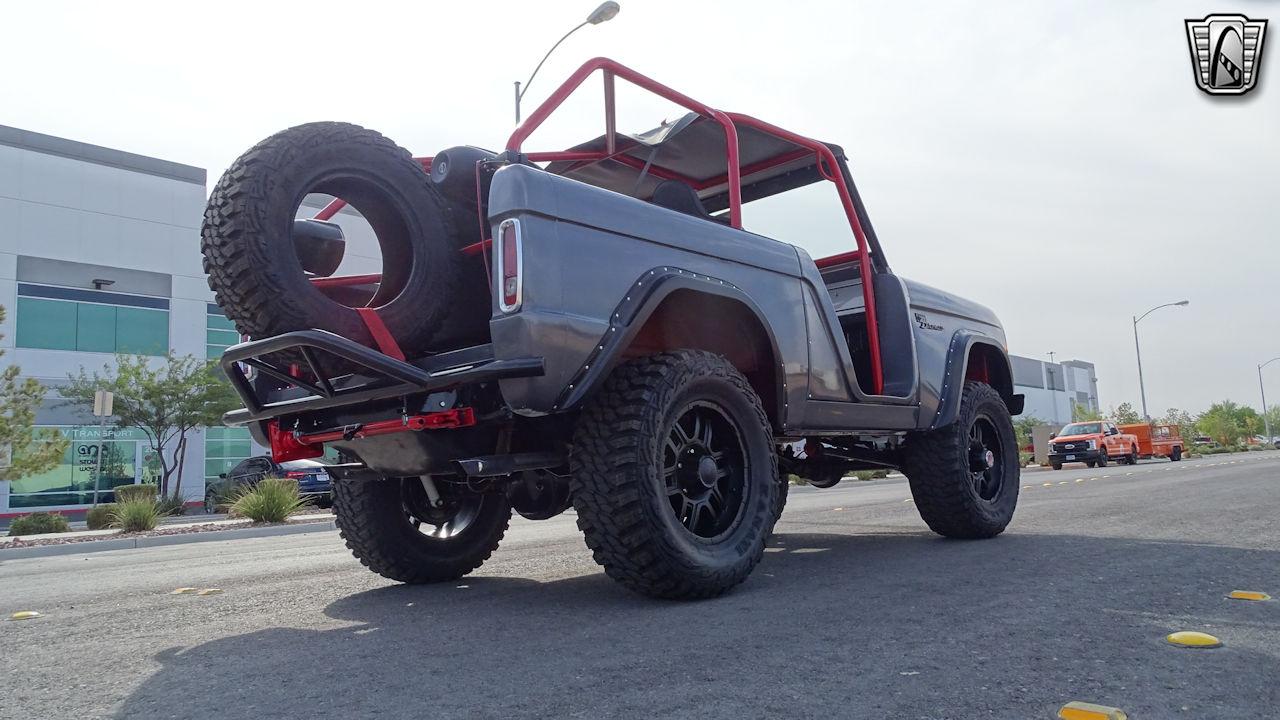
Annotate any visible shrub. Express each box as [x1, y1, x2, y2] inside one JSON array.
[[155, 493, 187, 516], [230, 478, 302, 523], [9, 512, 71, 537], [111, 499, 160, 532], [113, 483, 158, 504], [852, 469, 890, 481], [85, 504, 116, 530]]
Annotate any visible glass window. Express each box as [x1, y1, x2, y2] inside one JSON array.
[[15, 297, 77, 350], [76, 303, 117, 352], [16, 292, 169, 356], [206, 308, 240, 359], [115, 307, 169, 355], [205, 427, 254, 483], [8, 426, 144, 508]]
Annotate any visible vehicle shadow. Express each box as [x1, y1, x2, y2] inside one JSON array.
[[117, 531, 1280, 720]]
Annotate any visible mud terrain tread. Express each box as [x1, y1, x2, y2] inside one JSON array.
[[903, 381, 1018, 539], [332, 478, 509, 583], [571, 350, 779, 599], [201, 122, 457, 352]]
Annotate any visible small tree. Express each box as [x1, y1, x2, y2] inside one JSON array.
[[64, 354, 240, 501], [0, 307, 67, 482], [1013, 416, 1044, 450], [1195, 400, 1258, 447], [1158, 408, 1198, 444], [1109, 402, 1142, 425], [1072, 401, 1102, 422]]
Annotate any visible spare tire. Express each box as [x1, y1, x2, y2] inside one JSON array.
[[201, 122, 463, 358]]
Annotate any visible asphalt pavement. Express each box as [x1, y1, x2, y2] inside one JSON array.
[[2, 451, 1278, 720]]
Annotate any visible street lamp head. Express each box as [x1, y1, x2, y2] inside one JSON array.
[[587, 1, 620, 24], [1175, 300, 1190, 306]]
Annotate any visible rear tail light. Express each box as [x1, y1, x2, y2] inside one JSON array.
[[285, 471, 308, 479], [497, 218, 523, 312]]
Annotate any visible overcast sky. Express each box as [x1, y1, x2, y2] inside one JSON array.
[[3, 0, 1277, 416]]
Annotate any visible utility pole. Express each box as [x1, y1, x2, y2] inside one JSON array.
[[1132, 300, 1190, 422], [1261, 357, 1280, 444], [91, 389, 113, 507]]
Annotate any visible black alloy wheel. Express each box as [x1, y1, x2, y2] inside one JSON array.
[[966, 417, 1007, 502], [664, 402, 749, 540]]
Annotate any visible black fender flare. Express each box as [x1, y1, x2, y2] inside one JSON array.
[[928, 331, 1023, 430], [553, 266, 786, 426]]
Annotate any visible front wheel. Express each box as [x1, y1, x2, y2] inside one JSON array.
[[571, 350, 780, 599], [1096, 451, 1108, 468], [1171, 446, 1182, 462], [903, 382, 1019, 539], [333, 477, 510, 583]]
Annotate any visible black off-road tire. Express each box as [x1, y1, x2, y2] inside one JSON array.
[[1051, 462, 1062, 471], [1127, 446, 1139, 465], [1171, 446, 1182, 462], [332, 478, 510, 583], [903, 382, 1019, 539], [571, 350, 780, 599], [201, 122, 462, 357], [1096, 450, 1108, 468]]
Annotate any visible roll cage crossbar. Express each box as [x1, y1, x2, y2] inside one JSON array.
[[310, 57, 885, 395]]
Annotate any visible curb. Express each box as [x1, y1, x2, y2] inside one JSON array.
[[0, 519, 338, 560]]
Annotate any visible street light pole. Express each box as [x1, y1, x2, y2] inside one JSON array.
[[1260, 357, 1280, 444], [1132, 300, 1189, 422], [514, 2, 621, 123]]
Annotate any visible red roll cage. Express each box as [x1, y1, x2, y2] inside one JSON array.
[[312, 57, 884, 394]]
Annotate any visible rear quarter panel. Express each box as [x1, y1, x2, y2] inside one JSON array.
[[485, 164, 812, 420]]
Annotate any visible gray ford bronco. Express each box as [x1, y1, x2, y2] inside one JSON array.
[[202, 58, 1024, 599]]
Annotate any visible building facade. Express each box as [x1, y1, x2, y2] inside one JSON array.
[[0, 125, 257, 515], [1010, 354, 1099, 426]]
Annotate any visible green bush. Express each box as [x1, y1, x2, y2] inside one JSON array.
[[113, 483, 158, 504], [85, 504, 116, 530], [111, 499, 160, 532], [9, 512, 71, 537], [230, 478, 302, 523], [155, 493, 187, 516], [852, 469, 890, 481]]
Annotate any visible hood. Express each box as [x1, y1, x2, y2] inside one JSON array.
[[1053, 433, 1101, 443]]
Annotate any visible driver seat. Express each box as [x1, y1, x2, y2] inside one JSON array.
[[651, 180, 727, 224]]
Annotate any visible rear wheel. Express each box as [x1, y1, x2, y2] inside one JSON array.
[[1128, 446, 1139, 465], [333, 477, 510, 583], [571, 350, 779, 599], [1086, 461, 1096, 468], [903, 382, 1019, 539]]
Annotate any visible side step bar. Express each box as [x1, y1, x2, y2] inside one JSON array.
[[221, 330, 543, 424]]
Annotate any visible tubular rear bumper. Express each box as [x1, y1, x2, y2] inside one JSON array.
[[220, 330, 544, 425]]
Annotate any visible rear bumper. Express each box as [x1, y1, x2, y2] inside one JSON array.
[[220, 333, 543, 425]]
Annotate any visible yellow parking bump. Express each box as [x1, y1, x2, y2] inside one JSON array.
[[8, 611, 41, 621], [1058, 481, 1069, 485], [1043, 482, 1053, 487], [170, 587, 198, 595], [1228, 590, 1272, 601], [1166, 631, 1222, 648], [1022, 485, 1033, 489], [196, 588, 223, 596], [1058, 702, 1128, 720], [1075, 478, 1085, 483]]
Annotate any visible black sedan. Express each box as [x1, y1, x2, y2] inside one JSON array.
[[205, 456, 332, 513]]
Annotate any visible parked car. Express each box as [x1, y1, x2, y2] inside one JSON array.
[[205, 456, 332, 513], [202, 58, 1025, 599], [1118, 422, 1184, 462], [1047, 421, 1140, 470]]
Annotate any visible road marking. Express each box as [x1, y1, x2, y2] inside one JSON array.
[[903, 498, 913, 503], [1228, 590, 1272, 601], [8, 611, 41, 621], [1058, 481, 1069, 485], [1075, 479, 1085, 483], [1058, 701, 1128, 720], [1101, 475, 1111, 478], [1022, 485, 1033, 489], [170, 587, 198, 595], [196, 588, 223, 596], [1166, 631, 1222, 648], [1043, 483, 1053, 487]]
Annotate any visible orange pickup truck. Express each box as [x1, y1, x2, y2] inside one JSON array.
[[1118, 423, 1184, 462], [1047, 421, 1140, 470]]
